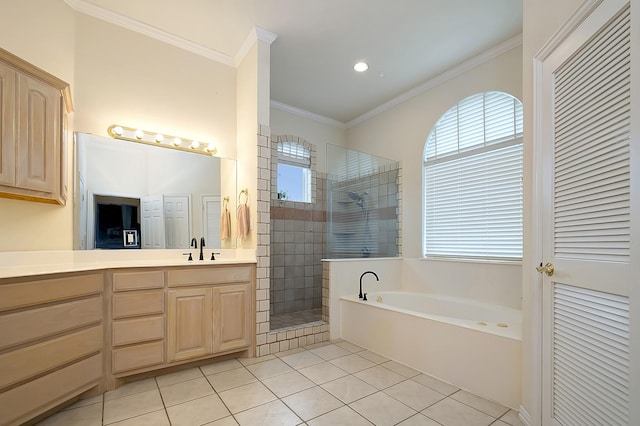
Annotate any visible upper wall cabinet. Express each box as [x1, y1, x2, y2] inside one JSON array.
[[0, 48, 72, 205]]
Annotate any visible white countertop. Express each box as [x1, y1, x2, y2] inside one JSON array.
[[0, 249, 257, 279]]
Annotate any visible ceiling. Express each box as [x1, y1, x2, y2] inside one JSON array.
[[79, 0, 523, 125]]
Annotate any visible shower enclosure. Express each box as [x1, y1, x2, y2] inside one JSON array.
[[326, 144, 400, 259], [269, 143, 400, 331]]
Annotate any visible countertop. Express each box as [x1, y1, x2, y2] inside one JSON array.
[[0, 249, 257, 279]]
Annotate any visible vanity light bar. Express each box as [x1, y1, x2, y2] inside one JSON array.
[[107, 124, 217, 156]]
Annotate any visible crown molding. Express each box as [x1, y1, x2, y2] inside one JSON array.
[[346, 34, 523, 128], [270, 101, 347, 129], [65, 0, 237, 67], [234, 26, 278, 66]]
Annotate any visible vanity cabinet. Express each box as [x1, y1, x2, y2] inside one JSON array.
[[0, 47, 72, 205], [107, 263, 255, 386], [167, 287, 213, 362], [166, 265, 255, 363], [109, 270, 165, 376], [0, 272, 104, 426]]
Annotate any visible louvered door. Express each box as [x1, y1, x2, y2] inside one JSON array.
[[539, 0, 635, 425]]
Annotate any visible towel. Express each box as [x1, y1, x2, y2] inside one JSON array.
[[219, 208, 231, 240], [237, 203, 250, 240]]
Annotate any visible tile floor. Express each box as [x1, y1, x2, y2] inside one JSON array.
[[37, 340, 522, 426], [269, 308, 323, 330]]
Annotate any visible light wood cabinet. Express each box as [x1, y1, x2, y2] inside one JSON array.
[[109, 271, 165, 375], [167, 287, 213, 362], [0, 272, 103, 426], [213, 283, 252, 353], [0, 47, 72, 205]]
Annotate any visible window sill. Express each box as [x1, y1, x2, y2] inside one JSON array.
[[420, 256, 522, 266]]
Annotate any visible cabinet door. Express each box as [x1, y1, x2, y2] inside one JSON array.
[[15, 73, 59, 193], [0, 62, 15, 186], [167, 288, 212, 362], [213, 283, 251, 353]]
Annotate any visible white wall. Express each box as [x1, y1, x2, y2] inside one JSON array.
[[0, 0, 76, 251], [346, 46, 523, 309], [270, 108, 347, 172]]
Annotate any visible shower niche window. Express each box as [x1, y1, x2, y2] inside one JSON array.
[[277, 140, 312, 203]]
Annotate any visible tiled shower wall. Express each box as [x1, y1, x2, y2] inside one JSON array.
[[270, 179, 326, 315], [327, 167, 401, 258], [269, 135, 326, 316], [255, 128, 329, 357]]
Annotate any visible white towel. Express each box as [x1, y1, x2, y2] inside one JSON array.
[[237, 203, 250, 240], [220, 208, 231, 240]]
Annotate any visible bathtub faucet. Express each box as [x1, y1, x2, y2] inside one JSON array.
[[359, 271, 379, 301]]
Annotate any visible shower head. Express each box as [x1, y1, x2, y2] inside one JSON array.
[[347, 191, 363, 202]]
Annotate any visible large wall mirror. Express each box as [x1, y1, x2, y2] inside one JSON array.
[[74, 133, 237, 250]]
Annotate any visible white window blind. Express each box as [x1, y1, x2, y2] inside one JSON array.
[[278, 141, 311, 167], [423, 92, 523, 260]]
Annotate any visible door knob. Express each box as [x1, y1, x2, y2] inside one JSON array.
[[536, 262, 554, 276]]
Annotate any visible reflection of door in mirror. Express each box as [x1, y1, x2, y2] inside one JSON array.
[[141, 195, 165, 249], [164, 195, 191, 249]]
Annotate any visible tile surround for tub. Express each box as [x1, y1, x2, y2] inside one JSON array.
[[37, 340, 518, 426]]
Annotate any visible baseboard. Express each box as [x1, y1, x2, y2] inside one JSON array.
[[519, 405, 532, 426]]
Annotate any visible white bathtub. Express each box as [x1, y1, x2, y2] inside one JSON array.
[[340, 291, 522, 409]]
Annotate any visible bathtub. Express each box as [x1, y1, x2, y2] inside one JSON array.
[[340, 291, 522, 409]]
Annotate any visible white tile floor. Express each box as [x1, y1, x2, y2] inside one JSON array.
[[37, 340, 523, 426]]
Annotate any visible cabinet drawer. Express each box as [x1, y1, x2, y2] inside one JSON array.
[[112, 316, 163, 346], [0, 354, 102, 426], [112, 341, 164, 374], [0, 296, 102, 351], [167, 265, 253, 287], [112, 291, 164, 319], [113, 270, 164, 291], [0, 273, 103, 312], [0, 325, 102, 390]]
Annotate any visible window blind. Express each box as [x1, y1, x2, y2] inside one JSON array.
[[424, 92, 523, 260], [278, 141, 311, 167]]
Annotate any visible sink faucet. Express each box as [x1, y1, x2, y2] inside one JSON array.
[[199, 237, 206, 260], [190, 238, 197, 249], [359, 271, 379, 301]]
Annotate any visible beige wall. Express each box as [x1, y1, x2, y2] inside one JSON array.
[[73, 14, 236, 158], [270, 108, 347, 173], [0, 3, 238, 252], [0, 0, 76, 251], [520, 0, 582, 420], [345, 46, 523, 310]]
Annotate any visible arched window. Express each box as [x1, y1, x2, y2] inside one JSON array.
[[423, 91, 523, 260]]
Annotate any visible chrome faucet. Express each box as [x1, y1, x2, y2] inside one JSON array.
[[359, 271, 379, 301], [199, 237, 206, 260]]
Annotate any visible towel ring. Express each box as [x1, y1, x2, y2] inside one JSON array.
[[223, 196, 229, 209], [238, 188, 249, 204]]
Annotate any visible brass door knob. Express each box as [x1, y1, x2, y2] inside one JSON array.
[[536, 262, 554, 276]]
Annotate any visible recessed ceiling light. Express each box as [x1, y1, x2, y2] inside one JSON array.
[[354, 62, 369, 72]]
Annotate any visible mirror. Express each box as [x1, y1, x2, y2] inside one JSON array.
[[74, 132, 237, 250]]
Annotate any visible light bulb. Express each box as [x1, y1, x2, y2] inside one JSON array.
[[155, 133, 164, 143], [190, 140, 200, 149], [207, 143, 216, 152], [113, 126, 123, 136], [354, 62, 369, 72], [173, 137, 182, 146], [135, 129, 144, 139]]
